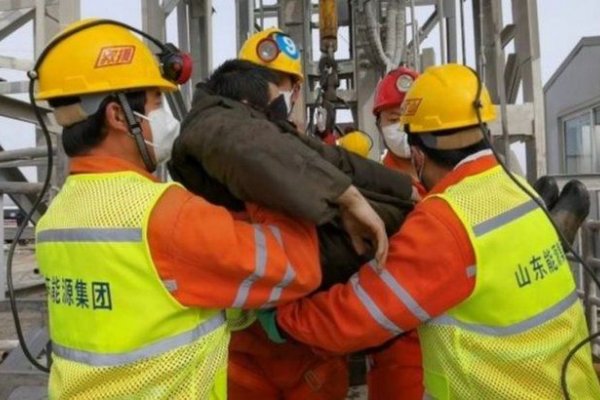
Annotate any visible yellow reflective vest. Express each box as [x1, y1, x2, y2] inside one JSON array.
[[36, 171, 229, 399], [419, 165, 600, 399]]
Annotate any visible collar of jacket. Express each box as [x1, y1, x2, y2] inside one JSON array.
[[271, 118, 300, 135], [192, 83, 269, 120]]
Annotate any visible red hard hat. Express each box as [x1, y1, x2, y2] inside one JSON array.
[[373, 66, 420, 115]]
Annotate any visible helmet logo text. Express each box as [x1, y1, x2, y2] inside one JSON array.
[[95, 46, 136, 68], [402, 98, 422, 116]]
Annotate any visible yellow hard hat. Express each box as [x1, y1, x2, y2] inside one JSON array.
[[238, 27, 303, 82], [400, 64, 496, 134], [36, 19, 177, 100], [337, 131, 373, 158]]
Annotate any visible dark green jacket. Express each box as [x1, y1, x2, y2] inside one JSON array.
[[169, 86, 414, 289]]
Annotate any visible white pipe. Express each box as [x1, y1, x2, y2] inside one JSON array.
[[409, 0, 420, 70], [384, 0, 399, 61], [437, 0, 446, 64], [392, 0, 406, 66], [34, 0, 45, 58], [364, 0, 393, 70]]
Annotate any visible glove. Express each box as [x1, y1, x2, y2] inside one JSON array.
[[257, 309, 287, 344]]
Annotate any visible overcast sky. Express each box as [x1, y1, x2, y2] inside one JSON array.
[[0, 0, 598, 178]]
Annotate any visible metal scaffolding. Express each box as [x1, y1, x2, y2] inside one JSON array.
[[0, 0, 549, 397]]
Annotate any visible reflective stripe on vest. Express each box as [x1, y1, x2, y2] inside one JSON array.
[[36, 171, 229, 399], [417, 165, 600, 400], [52, 312, 226, 366], [37, 228, 142, 242], [430, 290, 577, 337]]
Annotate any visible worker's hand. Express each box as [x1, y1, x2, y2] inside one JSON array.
[[337, 186, 388, 267]]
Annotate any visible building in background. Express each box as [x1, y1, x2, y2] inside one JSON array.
[[544, 36, 600, 175]]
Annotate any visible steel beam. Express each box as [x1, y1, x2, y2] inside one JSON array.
[[407, 8, 438, 50], [0, 95, 58, 133], [0, 0, 33, 11], [32, 0, 59, 194], [474, 0, 500, 101], [472, 0, 482, 72], [0, 194, 3, 301], [0, 80, 28, 94], [352, 1, 381, 159], [2, 185, 45, 225], [162, 0, 181, 16], [0, 182, 42, 193], [0, 146, 55, 163], [0, 159, 46, 168], [442, 0, 457, 63], [280, 0, 307, 128], [166, 90, 188, 121], [188, 0, 212, 83], [0, 144, 47, 222], [0, 0, 57, 12], [33, 0, 46, 58], [0, 55, 33, 71], [56, 0, 79, 31], [501, 23, 515, 48], [504, 53, 520, 103], [0, 8, 34, 42], [487, 103, 534, 137], [176, 2, 193, 106], [5, 192, 45, 224], [48, 0, 79, 194], [511, 0, 545, 177], [490, 0, 510, 164], [306, 89, 357, 105], [142, 0, 166, 42], [235, 0, 254, 51]]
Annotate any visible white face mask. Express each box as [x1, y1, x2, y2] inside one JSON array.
[[134, 107, 180, 165], [281, 90, 294, 115], [381, 124, 411, 158]]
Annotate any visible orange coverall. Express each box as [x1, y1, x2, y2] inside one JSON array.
[[73, 157, 346, 399], [276, 154, 495, 399], [70, 155, 321, 310], [382, 151, 415, 175], [369, 151, 424, 400]]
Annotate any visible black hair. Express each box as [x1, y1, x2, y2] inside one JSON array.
[[204, 59, 279, 111], [49, 91, 146, 157], [406, 124, 490, 169]]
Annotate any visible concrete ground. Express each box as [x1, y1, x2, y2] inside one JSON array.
[[0, 245, 45, 355]]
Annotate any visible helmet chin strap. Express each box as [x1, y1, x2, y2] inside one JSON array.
[[116, 92, 156, 172]]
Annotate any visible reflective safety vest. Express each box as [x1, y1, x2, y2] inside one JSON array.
[[36, 171, 229, 400], [419, 165, 600, 399]]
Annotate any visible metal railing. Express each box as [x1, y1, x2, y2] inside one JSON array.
[[573, 220, 600, 356]]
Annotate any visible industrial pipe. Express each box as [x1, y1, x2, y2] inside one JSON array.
[[319, 0, 338, 56], [364, 0, 394, 70]]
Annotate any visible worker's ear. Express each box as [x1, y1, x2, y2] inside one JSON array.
[[291, 82, 301, 103], [104, 102, 129, 133], [410, 145, 425, 170]]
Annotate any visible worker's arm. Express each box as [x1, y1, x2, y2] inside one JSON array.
[[275, 198, 476, 353], [298, 132, 416, 202], [148, 186, 321, 309], [178, 108, 352, 225], [173, 106, 388, 264]]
